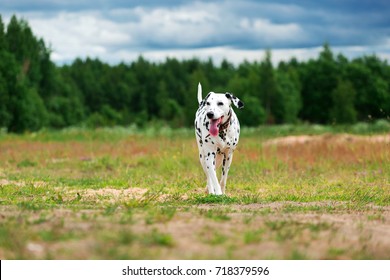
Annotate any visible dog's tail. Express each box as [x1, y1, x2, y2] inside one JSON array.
[[197, 82, 202, 104]]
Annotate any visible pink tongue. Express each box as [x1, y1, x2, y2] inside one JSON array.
[[210, 118, 222, 137]]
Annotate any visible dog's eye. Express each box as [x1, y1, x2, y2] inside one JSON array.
[[217, 102, 224, 106], [206, 102, 210, 106]]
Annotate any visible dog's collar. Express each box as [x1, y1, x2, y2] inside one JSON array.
[[219, 109, 232, 131]]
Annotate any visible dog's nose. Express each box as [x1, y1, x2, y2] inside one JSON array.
[[206, 112, 214, 119]]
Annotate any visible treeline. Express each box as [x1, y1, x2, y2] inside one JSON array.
[[1, 15, 390, 132]]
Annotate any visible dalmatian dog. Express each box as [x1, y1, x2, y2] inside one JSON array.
[[195, 83, 244, 195]]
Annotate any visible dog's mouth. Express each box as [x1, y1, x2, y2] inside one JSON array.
[[209, 116, 223, 137]]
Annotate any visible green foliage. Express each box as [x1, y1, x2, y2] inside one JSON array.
[[9, 86, 49, 132], [330, 79, 357, 124], [0, 15, 6, 50], [0, 15, 390, 133], [236, 96, 266, 126], [275, 69, 302, 123], [299, 44, 339, 123], [0, 51, 15, 128], [259, 50, 278, 123], [158, 97, 185, 127]]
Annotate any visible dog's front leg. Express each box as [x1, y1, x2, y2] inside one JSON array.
[[220, 150, 234, 194], [205, 151, 223, 195], [199, 153, 214, 194]]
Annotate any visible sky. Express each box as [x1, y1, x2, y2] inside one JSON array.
[[1, 0, 390, 65]]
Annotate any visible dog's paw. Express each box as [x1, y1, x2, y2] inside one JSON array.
[[206, 186, 215, 194]]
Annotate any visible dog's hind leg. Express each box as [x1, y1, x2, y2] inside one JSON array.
[[215, 153, 223, 169]]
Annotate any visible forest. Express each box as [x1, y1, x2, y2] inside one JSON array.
[[1, 15, 390, 132]]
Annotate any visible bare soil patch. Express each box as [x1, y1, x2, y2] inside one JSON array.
[[263, 133, 390, 146], [81, 187, 148, 199]]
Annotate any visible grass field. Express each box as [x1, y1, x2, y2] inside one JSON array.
[[0, 126, 389, 259]]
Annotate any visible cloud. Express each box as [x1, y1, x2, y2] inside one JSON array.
[[4, 1, 309, 59], [10, 11, 131, 62], [118, 2, 308, 50], [239, 18, 305, 45], [1, 0, 390, 65], [125, 4, 221, 48]]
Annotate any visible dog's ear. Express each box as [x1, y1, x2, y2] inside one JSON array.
[[225, 93, 244, 109], [199, 92, 211, 107]]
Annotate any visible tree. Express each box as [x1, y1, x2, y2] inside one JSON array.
[[299, 44, 339, 123], [0, 16, 13, 128], [228, 64, 266, 126], [275, 69, 302, 123], [0, 15, 6, 50], [259, 50, 278, 123], [0, 51, 19, 129], [330, 79, 357, 124], [8, 85, 48, 132], [347, 56, 390, 121], [129, 56, 159, 121], [45, 74, 85, 128], [236, 96, 266, 126], [6, 16, 45, 85]]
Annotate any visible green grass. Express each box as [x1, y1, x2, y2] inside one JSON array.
[[243, 229, 264, 244], [0, 126, 389, 259], [191, 194, 240, 204], [198, 208, 232, 221]]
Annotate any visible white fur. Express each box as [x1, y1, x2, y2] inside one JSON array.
[[197, 82, 202, 104], [194, 83, 243, 195]]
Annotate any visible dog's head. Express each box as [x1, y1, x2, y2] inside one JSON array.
[[201, 92, 244, 137]]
